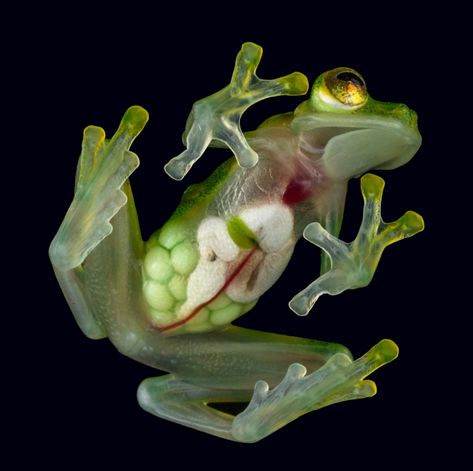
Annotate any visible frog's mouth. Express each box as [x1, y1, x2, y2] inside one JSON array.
[[158, 247, 258, 333], [291, 112, 422, 180]]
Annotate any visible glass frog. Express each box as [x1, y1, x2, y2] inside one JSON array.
[[49, 42, 424, 442]]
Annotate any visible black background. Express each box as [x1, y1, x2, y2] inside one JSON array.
[[9, 3, 457, 469]]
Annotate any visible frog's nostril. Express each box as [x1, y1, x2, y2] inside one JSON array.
[[394, 104, 418, 129], [397, 104, 409, 113]]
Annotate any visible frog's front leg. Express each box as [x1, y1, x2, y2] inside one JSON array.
[[49, 106, 148, 341], [164, 42, 308, 180], [137, 338, 397, 443], [289, 173, 425, 316]]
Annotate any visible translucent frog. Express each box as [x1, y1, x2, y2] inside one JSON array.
[[49, 42, 424, 442]]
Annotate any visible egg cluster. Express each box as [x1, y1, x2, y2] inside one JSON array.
[[142, 222, 256, 334]]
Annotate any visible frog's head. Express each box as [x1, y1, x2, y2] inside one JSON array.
[[293, 67, 421, 180]]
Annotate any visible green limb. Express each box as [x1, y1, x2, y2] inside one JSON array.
[[138, 375, 250, 441], [164, 42, 308, 180], [232, 339, 398, 442], [289, 173, 424, 316], [138, 339, 397, 443], [50, 106, 148, 270]]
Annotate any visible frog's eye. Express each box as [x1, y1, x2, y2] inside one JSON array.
[[320, 67, 368, 109]]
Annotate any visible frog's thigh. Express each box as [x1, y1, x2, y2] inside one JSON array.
[[82, 180, 148, 346], [195, 327, 352, 388], [136, 326, 351, 390], [137, 374, 251, 441]]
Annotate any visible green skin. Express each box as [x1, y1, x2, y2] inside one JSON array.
[[50, 42, 424, 442]]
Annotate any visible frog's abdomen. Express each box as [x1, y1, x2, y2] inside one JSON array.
[[142, 223, 259, 335], [142, 203, 295, 335]]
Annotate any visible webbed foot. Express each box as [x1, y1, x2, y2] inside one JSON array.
[[50, 106, 148, 270], [289, 173, 424, 316], [164, 42, 308, 180], [137, 338, 397, 443], [231, 339, 398, 442]]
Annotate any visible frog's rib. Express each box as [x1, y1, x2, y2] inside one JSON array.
[[164, 42, 309, 180]]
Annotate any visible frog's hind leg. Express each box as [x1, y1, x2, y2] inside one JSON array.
[[137, 375, 252, 441], [135, 327, 397, 442], [231, 339, 397, 443], [137, 338, 398, 443], [49, 107, 148, 341]]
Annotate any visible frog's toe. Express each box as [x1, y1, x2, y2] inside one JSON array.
[[232, 339, 398, 443], [361, 172, 385, 200], [358, 174, 425, 255], [231, 42, 263, 90], [75, 126, 106, 190], [378, 210, 425, 246], [232, 42, 308, 97], [75, 106, 146, 203], [76, 106, 147, 191], [164, 150, 196, 181], [51, 107, 148, 270]]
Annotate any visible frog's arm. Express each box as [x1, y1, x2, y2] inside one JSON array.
[[318, 182, 347, 274], [164, 42, 308, 180], [289, 174, 424, 316]]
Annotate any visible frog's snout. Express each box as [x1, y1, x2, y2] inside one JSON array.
[[393, 103, 419, 132]]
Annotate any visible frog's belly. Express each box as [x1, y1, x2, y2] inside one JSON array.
[[142, 204, 295, 335]]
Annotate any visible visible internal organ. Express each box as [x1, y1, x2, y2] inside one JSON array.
[[225, 239, 294, 303], [225, 203, 295, 302], [143, 234, 257, 334], [283, 177, 314, 205], [283, 154, 324, 206], [142, 203, 295, 334], [161, 249, 258, 333], [143, 217, 255, 334], [236, 204, 293, 253]]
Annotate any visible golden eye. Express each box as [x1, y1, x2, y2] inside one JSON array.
[[324, 68, 368, 107]]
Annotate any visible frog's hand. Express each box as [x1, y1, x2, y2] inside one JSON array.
[[50, 106, 148, 271], [164, 42, 308, 180], [289, 174, 424, 316], [137, 340, 397, 443]]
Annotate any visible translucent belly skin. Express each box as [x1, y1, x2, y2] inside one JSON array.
[[49, 42, 424, 442]]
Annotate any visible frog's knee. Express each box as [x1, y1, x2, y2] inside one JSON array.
[[325, 342, 353, 361], [49, 239, 68, 269], [109, 329, 144, 358], [306, 339, 353, 363]]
